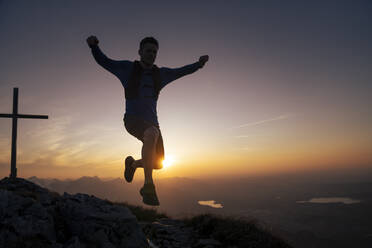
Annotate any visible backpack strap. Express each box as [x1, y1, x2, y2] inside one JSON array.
[[125, 61, 162, 100]]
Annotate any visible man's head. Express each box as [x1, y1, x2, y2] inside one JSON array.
[[139, 37, 159, 67]]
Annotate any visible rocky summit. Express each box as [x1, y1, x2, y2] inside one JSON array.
[[0, 177, 226, 248], [0, 177, 291, 248], [0, 177, 149, 248]]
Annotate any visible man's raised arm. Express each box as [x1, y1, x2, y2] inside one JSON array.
[[86, 35, 122, 76], [160, 55, 209, 88]]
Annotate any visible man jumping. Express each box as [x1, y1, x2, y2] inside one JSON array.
[[86, 36, 209, 206]]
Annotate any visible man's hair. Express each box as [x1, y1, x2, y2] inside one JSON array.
[[140, 37, 159, 50]]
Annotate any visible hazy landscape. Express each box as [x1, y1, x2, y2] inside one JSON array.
[[28, 169, 372, 248]]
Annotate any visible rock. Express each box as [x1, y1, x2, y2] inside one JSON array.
[[64, 236, 80, 248], [195, 238, 222, 247], [0, 177, 149, 248], [143, 218, 197, 248], [0, 189, 57, 245]]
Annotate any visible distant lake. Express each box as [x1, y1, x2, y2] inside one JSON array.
[[297, 197, 361, 204], [198, 200, 223, 208]]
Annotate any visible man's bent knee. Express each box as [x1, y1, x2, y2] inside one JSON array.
[[143, 126, 160, 143]]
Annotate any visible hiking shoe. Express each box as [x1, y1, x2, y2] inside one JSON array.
[[124, 156, 136, 183], [140, 183, 160, 206]]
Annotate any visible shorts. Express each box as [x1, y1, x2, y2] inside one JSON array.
[[123, 114, 164, 169]]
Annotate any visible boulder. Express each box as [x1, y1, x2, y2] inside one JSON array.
[[0, 177, 149, 248]]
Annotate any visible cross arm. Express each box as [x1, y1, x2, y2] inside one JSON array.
[[17, 114, 48, 119], [0, 113, 48, 119]]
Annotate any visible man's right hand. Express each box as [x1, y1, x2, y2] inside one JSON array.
[[86, 35, 99, 48]]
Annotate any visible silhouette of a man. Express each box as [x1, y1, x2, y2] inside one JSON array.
[[87, 36, 208, 205]]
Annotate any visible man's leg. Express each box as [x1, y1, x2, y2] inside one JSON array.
[[128, 133, 163, 174], [138, 126, 161, 205], [132, 159, 143, 168], [142, 126, 159, 184]]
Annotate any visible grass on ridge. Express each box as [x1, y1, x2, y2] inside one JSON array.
[[111, 201, 168, 222], [182, 214, 293, 248]]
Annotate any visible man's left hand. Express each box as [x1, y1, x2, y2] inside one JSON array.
[[198, 55, 209, 68]]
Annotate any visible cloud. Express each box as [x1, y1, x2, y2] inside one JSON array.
[[231, 113, 293, 129]]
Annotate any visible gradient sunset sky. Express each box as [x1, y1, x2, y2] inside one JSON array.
[[0, 0, 371, 179]]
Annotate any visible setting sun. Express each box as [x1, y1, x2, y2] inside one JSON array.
[[162, 155, 176, 169]]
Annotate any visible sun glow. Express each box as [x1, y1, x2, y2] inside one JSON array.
[[162, 155, 175, 169]]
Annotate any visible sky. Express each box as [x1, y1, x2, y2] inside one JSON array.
[[0, 0, 371, 180]]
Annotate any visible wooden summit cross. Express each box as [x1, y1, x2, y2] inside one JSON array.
[[0, 88, 48, 179]]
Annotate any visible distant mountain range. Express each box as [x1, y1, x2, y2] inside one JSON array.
[[28, 176, 219, 217]]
